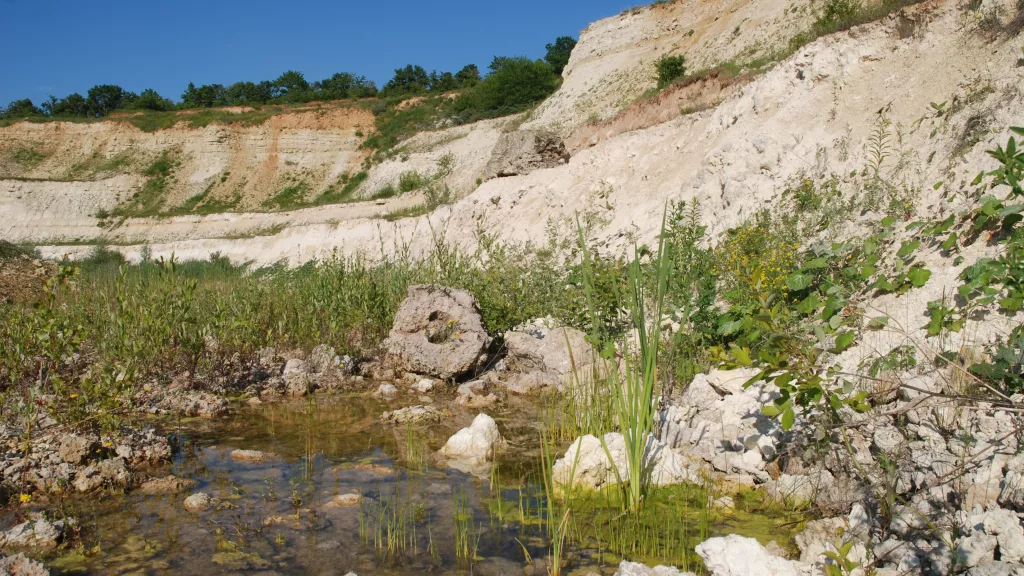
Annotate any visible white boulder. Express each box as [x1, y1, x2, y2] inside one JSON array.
[[552, 432, 699, 490], [438, 413, 507, 472], [695, 535, 804, 576]]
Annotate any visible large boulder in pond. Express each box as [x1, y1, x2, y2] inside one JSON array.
[[482, 130, 570, 181], [383, 285, 489, 380]]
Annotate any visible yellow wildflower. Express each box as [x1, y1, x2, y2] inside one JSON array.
[[19, 493, 31, 503]]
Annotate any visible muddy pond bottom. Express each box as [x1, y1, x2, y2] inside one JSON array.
[[32, 395, 796, 575]]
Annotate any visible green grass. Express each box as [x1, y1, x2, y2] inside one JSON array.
[[98, 151, 177, 219], [7, 146, 47, 168], [261, 183, 310, 210], [0, 240, 36, 261], [219, 223, 287, 240], [313, 171, 368, 205], [382, 204, 429, 221]]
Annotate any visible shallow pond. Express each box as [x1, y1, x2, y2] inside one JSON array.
[[14, 395, 798, 575]]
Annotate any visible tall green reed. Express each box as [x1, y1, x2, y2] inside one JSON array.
[[577, 211, 674, 511]]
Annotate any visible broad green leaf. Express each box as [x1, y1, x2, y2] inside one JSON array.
[[941, 232, 958, 252], [781, 407, 795, 431], [1000, 297, 1023, 312], [897, 240, 920, 257], [868, 316, 890, 330], [804, 257, 829, 269], [786, 273, 813, 291], [796, 293, 821, 315], [834, 330, 856, 351], [999, 203, 1024, 217], [907, 267, 932, 287], [730, 346, 752, 366], [761, 405, 780, 417]]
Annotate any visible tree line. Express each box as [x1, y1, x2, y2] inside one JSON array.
[[0, 36, 577, 120]]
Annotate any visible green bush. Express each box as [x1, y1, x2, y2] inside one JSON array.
[[655, 55, 687, 89], [545, 36, 578, 76], [452, 57, 560, 123]]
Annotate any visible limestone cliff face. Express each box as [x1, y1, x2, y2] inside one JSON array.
[[2, 0, 1023, 268], [0, 104, 372, 241]]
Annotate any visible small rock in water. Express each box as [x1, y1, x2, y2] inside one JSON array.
[[351, 463, 395, 475], [262, 513, 302, 528], [373, 383, 399, 399], [379, 405, 442, 425], [229, 449, 271, 463], [438, 413, 507, 469], [411, 378, 436, 393], [613, 560, 694, 575], [138, 475, 197, 495], [327, 492, 362, 507], [183, 492, 215, 512]]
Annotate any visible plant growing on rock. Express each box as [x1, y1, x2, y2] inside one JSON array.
[[655, 55, 686, 89]]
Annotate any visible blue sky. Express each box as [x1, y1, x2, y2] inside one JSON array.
[[0, 0, 639, 106]]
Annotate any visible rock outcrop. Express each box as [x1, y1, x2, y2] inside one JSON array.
[[482, 130, 569, 180], [502, 319, 599, 394], [0, 516, 74, 550], [0, 553, 51, 576], [384, 285, 489, 380]]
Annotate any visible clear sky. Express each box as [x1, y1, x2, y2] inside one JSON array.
[[0, 0, 640, 106]]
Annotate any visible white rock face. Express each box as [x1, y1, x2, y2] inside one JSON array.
[[438, 413, 507, 470], [980, 508, 1024, 564], [552, 432, 699, 490], [695, 535, 804, 576], [660, 368, 781, 481]]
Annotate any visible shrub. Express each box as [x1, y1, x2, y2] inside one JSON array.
[[398, 171, 426, 193], [545, 36, 578, 76], [453, 57, 560, 123], [655, 55, 687, 89]]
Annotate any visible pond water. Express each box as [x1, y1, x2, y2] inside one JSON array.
[[17, 395, 797, 575]]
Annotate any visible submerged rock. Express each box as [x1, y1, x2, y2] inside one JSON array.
[[325, 492, 362, 508], [373, 383, 399, 399], [438, 413, 507, 472], [229, 449, 272, 463], [456, 380, 499, 408], [383, 285, 489, 380], [183, 492, 215, 512], [137, 475, 197, 495], [695, 535, 803, 576], [379, 405, 443, 425]]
